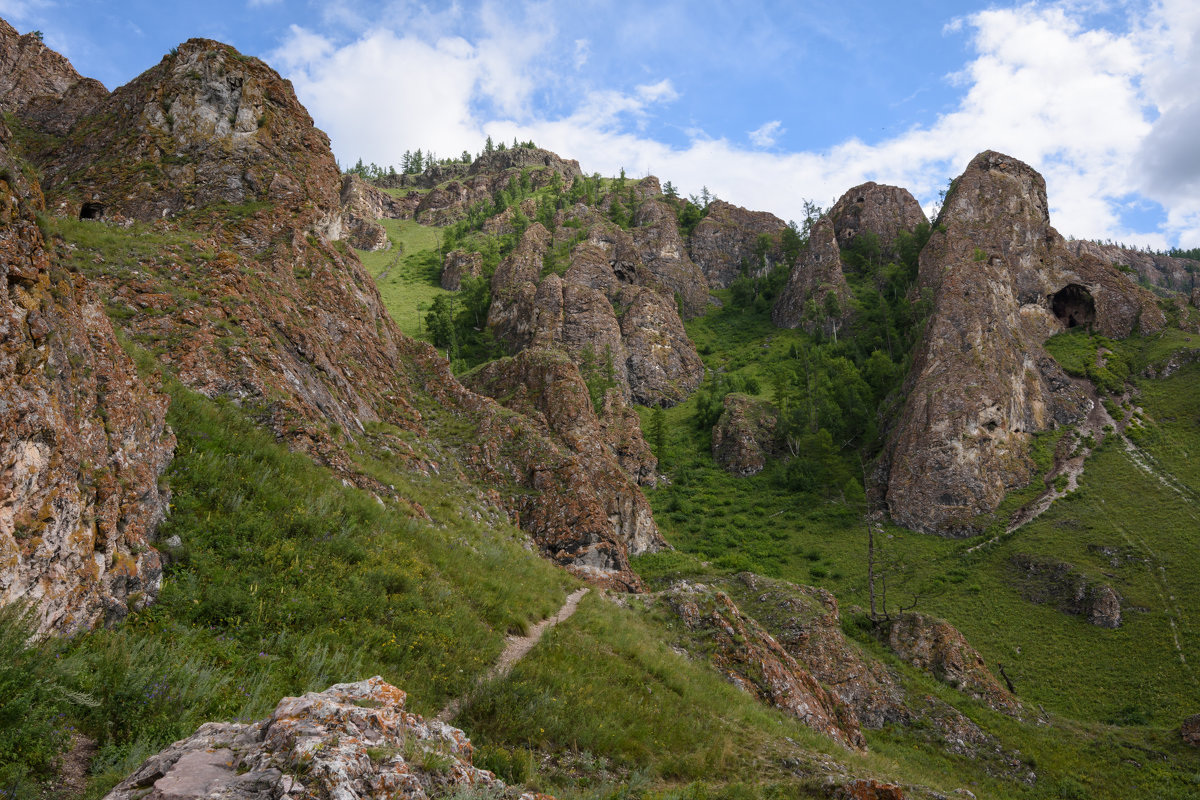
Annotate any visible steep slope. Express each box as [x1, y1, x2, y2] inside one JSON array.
[[0, 121, 173, 634], [690, 199, 788, 288], [0, 19, 107, 135], [885, 150, 1165, 534]]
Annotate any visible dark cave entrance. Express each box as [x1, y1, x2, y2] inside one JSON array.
[[1051, 284, 1096, 329], [79, 202, 104, 220]]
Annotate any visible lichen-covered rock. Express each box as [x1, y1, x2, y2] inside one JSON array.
[[339, 173, 414, 250], [0, 18, 107, 135], [618, 285, 704, 406], [463, 349, 663, 588], [885, 151, 1164, 534], [1068, 240, 1197, 295], [1182, 713, 1200, 747], [441, 250, 484, 291], [772, 217, 853, 337], [828, 182, 927, 256], [630, 182, 710, 318], [0, 122, 173, 635], [886, 612, 1021, 717], [711, 394, 777, 476], [1008, 554, 1121, 628], [664, 582, 865, 749], [102, 677, 523, 800], [688, 199, 788, 289]]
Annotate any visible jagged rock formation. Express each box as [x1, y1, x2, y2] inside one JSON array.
[[33, 39, 346, 239], [463, 349, 663, 588], [1068, 240, 1197, 295], [664, 581, 865, 749], [886, 612, 1022, 717], [487, 218, 704, 406], [711, 394, 777, 476], [772, 217, 853, 336], [339, 173, 416, 250], [440, 249, 484, 290], [689, 199, 788, 288], [1008, 554, 1121, 628], [885, 151, 1165, 534], [629, 177, 711, 318], [0, 19, 107, 135], [101, 677, 529, 800], [828, 182, 927, 256], [0, 122, 174, 634]]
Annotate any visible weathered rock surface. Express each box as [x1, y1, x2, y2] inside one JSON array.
[[463, 349, 663, 588], [488, 221, 703, 407], [772, 217, 853, 336], [339, 173, 415, 251], [689, 199, 787, 289], [1068, 240, 1197, 295], [440, 249, 484, 291], [629, 178, 711, 318], [35, 39, 346, 239], [885, 151, 1164, 534], [102, 677, 524, 800], [1008, 554, 1121, 627], [886, 612, 1022, 717], [664, 581, 865, 749], [711, 394, 777, 476], [0, 122, 174, 634], [829, 182, 927, 256], [1182, 713, 1200, 747], [0, 19, 107, 135]]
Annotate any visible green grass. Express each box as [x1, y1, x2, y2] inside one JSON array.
[[357, 218, 448, 338]]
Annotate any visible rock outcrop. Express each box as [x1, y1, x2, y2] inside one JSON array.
[[629, 178, 711, 318], [664, 582, 865, 749], [102, 677, 525, 800], [1068, 240, 1197, 295], [463, 349, 663, 588], [488, 220, 704, 407], [339, 173, 416, 250], [0, 122, 174, 634], [1182, 714, 1200, 747], [689, 199, 788, 289], [440, 250, 483, 291], [828, 182, 927, 257], [772, 217, 853, 336], [711, 394, 777, 476], [885, 151, 1164, 534], [886, 612, 1022, 717], [1008, 554, 1121, 628], [0, 19, 107, 135]]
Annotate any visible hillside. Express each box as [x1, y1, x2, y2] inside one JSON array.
[[2, 18, 1200, 800]]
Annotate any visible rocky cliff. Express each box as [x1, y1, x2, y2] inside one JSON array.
[[885, 151, 1164, 534], [0, 121, 174, 635], [1067, 239, 1197, 295], [689, 199, 788, 288], [0, 19, 107, 135], [772, 216, 853, 336], [828, 182, 927, 256]]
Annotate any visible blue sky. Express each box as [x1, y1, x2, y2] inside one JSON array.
[[5, 0, 1200, 247]]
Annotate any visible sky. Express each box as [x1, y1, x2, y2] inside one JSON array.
[[3, 0, 1199, 248]]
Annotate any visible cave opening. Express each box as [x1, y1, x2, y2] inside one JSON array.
[[79, 202, 104, 220], [1051, 284, 1095, 329]]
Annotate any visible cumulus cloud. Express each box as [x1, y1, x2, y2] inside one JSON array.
[[274, 1, 1200, 246]]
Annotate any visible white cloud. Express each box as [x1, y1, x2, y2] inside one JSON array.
[[274, 1, 1200, 247], [748, 120, 783, 148]]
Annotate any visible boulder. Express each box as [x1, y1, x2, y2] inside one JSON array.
[[101, 677, 516, 800], [1008, 554, 1122, 628], [1182, 714, 1200, 747], [711, 394, 777, 477], [885, 151, 1164, 534]]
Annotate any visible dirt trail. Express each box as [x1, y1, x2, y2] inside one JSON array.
[[435, 587, 589, 723]]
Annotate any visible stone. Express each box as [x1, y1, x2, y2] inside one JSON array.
[[1008, 554, 1122, 628], [772, 217, 853, 337], [1181, 713, 1200, 747], [0, 18, 107, 134], [441, 250, 484, 291], [885, 151, 1164, 534], [102, 677, 514, 800], [0, 120, 174, 635], [688, 199, 788, 289], [1068, 240, 1198, 296], [828, 182, 927, 256], [711, 394, 777, 477], [629, 184, 711, 318]]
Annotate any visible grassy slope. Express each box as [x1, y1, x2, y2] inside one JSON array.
[[357, 218, 447, 338]]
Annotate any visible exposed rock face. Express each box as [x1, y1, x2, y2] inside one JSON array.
[[0, 19, 107, 134], [1182, 713, 1200, 747], [885, 151, 1164, 534], [689, 200, 788, 289], [1008, 554, 1121, 628], [664, 582, 865, 749], [468, 147, 583, 183], [0, 123, 174, 634], [441, 250, 484, 291], [36, 39, 345, 238], [829, 182, 927, 256], [488, 222, 703, 407], [772, 217, 853, 336], [102, 677, 520, 800], [463, 349, 663, 588], [629, 179, 711, 318], [711, 394, 777, 476], [339, 173, 415, 251], [886, 612, 1022, 717], [1068, 240, 1197, 295]]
